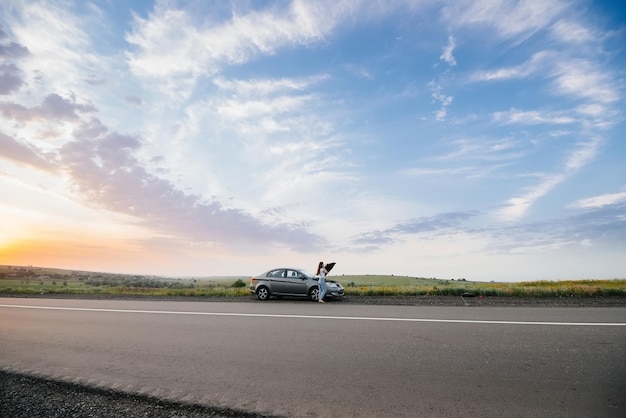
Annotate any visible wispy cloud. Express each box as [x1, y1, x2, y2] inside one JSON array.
[[125, 2, 345, 79], [350, 211, 478, 250], [428, 81, 453, 121], [402, 137, 525, 183], [550, 19, 596, 44], [456, 4, 620, 224], [492, 108, 576, 125], [468, 51, 552, 82], [442, 0, 567, 40], [213, 75, 328, 95], [551, 59, 619, 105], [498, 138, 604, 221], [570, 190, 626, 209], [124, 1, 433, 98], [352, 200, 626, 258], [564, 137, 603, 171], [498, 174, 565, 221], [490, 203, 626, 254], [437, 138, 525, 162], [216, 94, 316, 121], [7, 2, 107, 95], [440, 35, 457, 66], [0, 132, 57, 172]]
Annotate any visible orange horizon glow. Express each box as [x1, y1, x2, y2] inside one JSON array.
[[0, 236, 147, 273], [0, 233, 256, 277]]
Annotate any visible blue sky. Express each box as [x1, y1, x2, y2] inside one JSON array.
[[0, 0, 625, 281]]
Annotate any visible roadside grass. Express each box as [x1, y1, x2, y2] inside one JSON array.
[[1, 266, 624, 298], [0, 265, 250, 297], [340, 276, 626, 298], [0, 278, 251, 297]]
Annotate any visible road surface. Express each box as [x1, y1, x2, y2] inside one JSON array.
[[1, 298, 625, 417]]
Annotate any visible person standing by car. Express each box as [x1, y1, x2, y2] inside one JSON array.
[[316, 261, 328, 303]]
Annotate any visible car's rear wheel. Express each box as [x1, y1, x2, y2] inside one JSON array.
[[256, 286, 270, 301], [308, 286, 320, 301]]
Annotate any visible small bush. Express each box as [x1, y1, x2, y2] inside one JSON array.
[[231, 279, 247, 288]]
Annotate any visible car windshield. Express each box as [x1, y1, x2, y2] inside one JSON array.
[[300, 269, 315, 278]]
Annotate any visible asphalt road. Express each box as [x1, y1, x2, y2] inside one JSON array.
[[1, 297, 625, 417]]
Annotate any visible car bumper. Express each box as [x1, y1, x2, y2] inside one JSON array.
[[325, 288, 344, 298]]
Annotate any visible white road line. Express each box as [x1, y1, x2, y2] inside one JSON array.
[[1, 304, 625, 326]]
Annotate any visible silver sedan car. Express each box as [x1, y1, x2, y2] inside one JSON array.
[[249, 268, 344, 301]]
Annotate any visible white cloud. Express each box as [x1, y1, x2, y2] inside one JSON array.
[[439, 35, 456, 66], [404, 166, 474, 177], [123, 0, 435, 100], [492, 108, 575, 125], [575, 104, 606, 117], [7, 2, 111, 96], [125, 1, 352, 79], [499, 174, 565, 221], [551, 59, 619, 104], [564, 137, 603, 171], [498, 138, 604, 221], [436, 138, 524, 162], [403, 164, 506, 180], [216, 94, 316, 120], [428, 81, 453, 121], [570, 191, 626, 209], [441, 0, 567, 40], [550, 19, 595, 44], [213, 75, 327, 95], [468, 51, 552, 82]]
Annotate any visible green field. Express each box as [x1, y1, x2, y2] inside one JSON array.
[[1, 265, 625, 298], [338, 275, 626, 297], [0, 265, 250, 297]]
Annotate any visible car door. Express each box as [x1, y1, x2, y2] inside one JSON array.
[[266, 269, 287, 294], [282, 269, 308, 295], [264, 269, 285, 293]]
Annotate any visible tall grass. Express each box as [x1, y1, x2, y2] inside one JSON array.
[[341, 279, 626, 298]]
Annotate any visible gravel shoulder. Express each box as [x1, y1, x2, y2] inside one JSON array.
[[0, 370, 274, 418], [2, 294, 624, 417]]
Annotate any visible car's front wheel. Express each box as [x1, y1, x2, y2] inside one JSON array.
[[256, 286, 270, 301], [308, 286, 320, 301]]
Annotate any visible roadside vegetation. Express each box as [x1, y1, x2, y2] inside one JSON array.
[[0, 265, 250, 297], [340, 275, 626, 298], [1, 265, 624, 298]]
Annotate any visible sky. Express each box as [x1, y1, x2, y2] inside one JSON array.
[[0, 0, 625, 281]]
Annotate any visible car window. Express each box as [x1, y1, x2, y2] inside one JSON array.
[[286, 270, 300, 278], [267, 270, 284, 278]]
